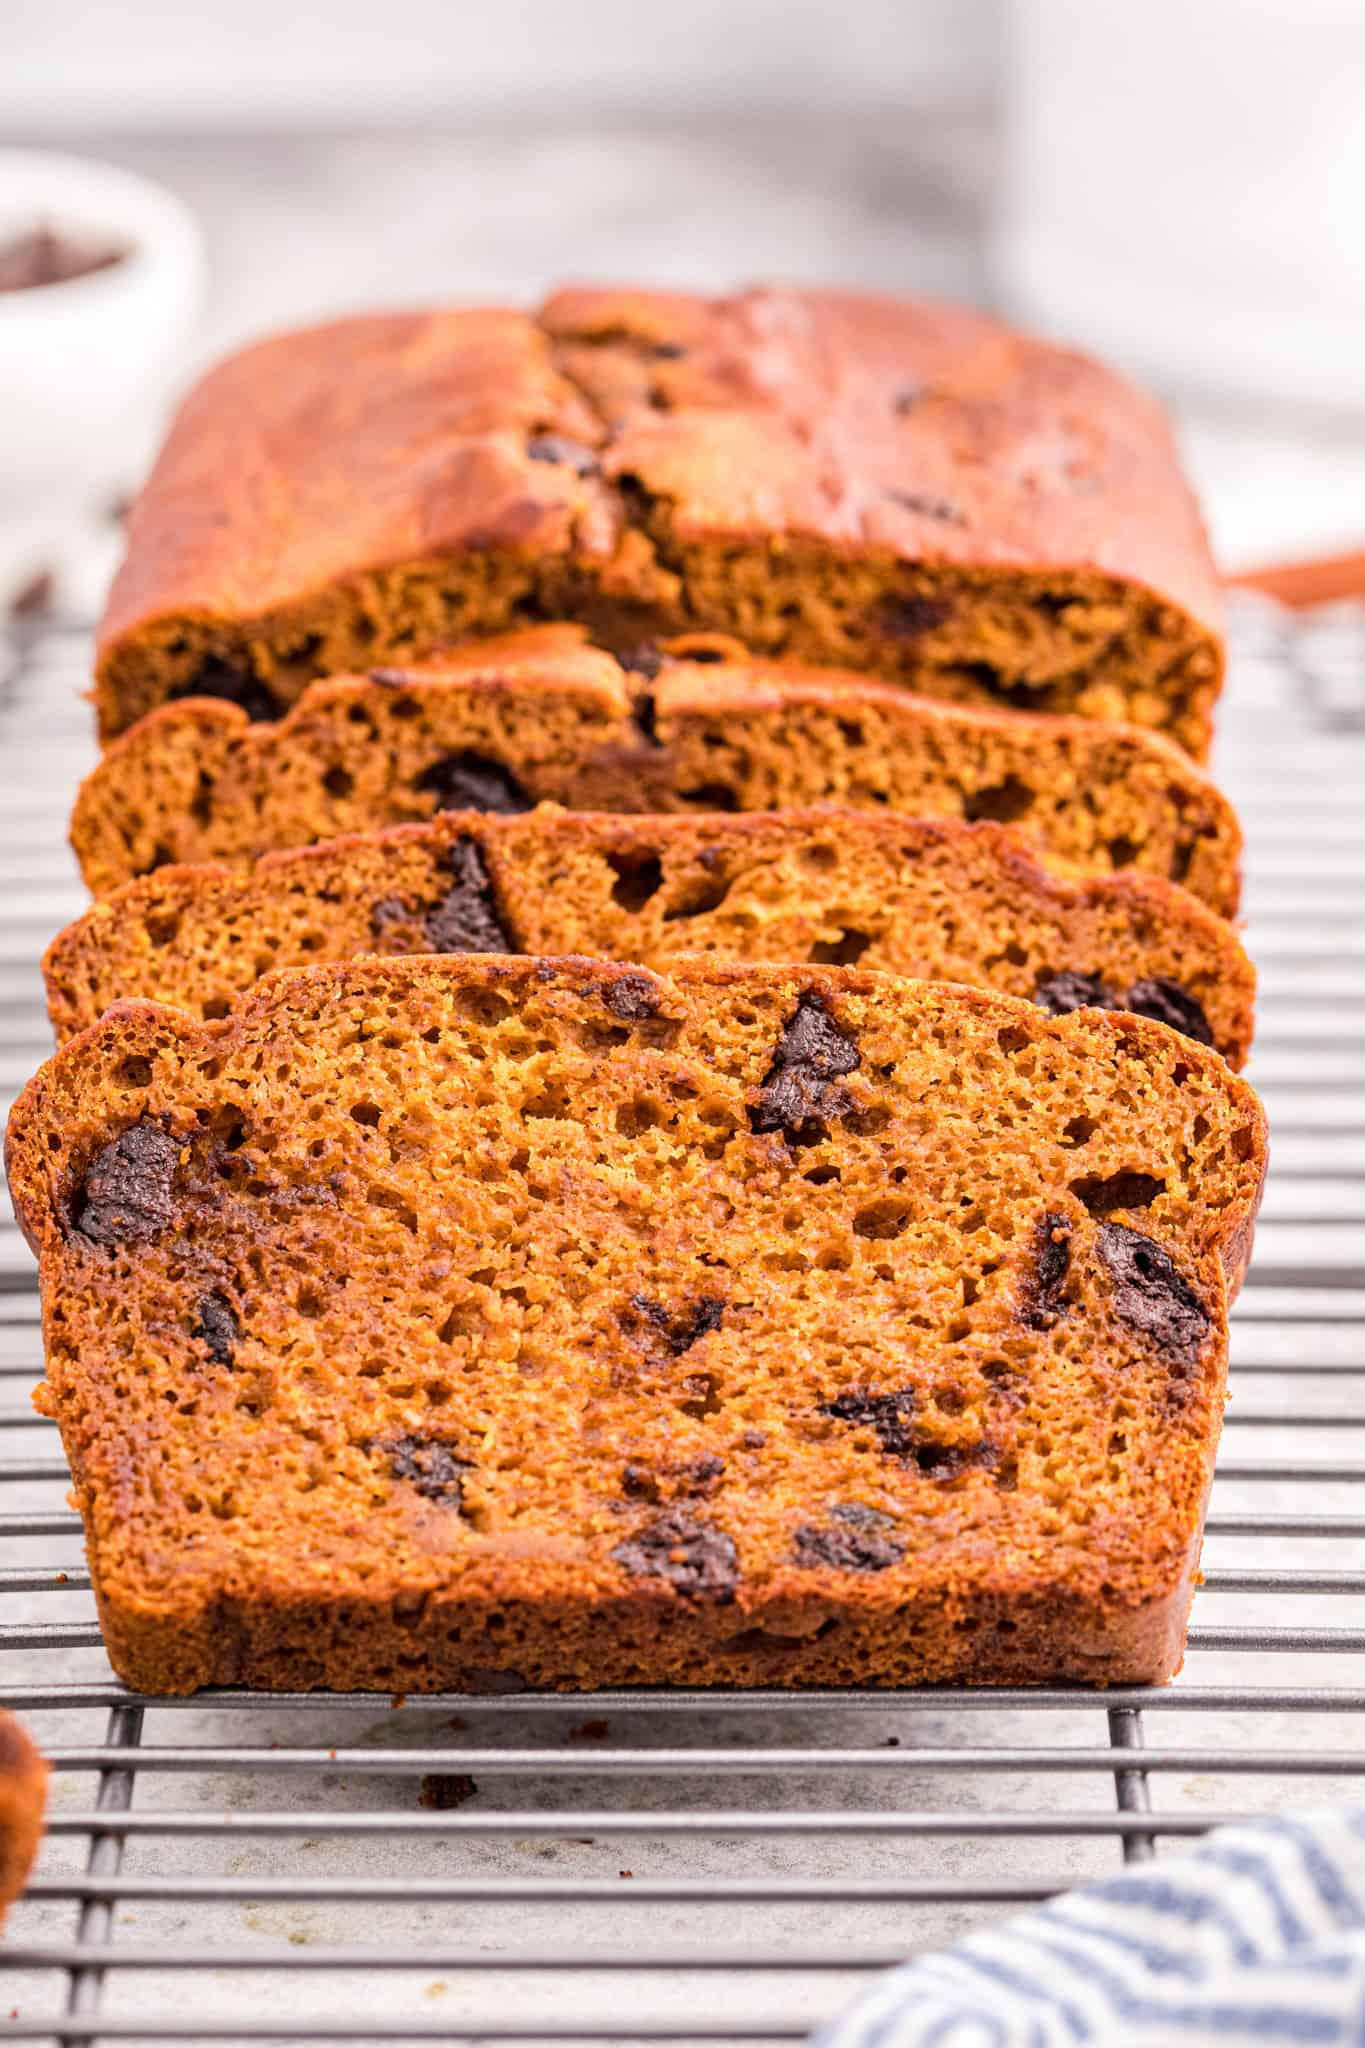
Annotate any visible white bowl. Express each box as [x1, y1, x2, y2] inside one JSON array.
[[0, 149, 204, 516]]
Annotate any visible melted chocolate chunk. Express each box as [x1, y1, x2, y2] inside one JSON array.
[[914, 1438, 997, 1481], [885, 490, 965, 525], [627, 1293, 725, 1356], [1122, 977, 1216, 1049], [822, 1388, 917, 1458], [375, 1434, 468, 1507], [417, 751, 532, 815], [74, 1123, 179, 1246], [170, 656, 278, 722], [603, 973, 663, 1020], [526, 433, 600, 475], [611, 1508, 737, 1599], [750, 995, 860, 1139], [1034, 971, 1114, 1017], [369, 894, 415, 941], [618, 644, 663, 680], [1021, 1212, 1072, 1329], [793, 1503, 904, 1573], [1097, 1223, 1211, 1364], [194, 1290, 240, 1366], [425, 838, 512, 954], [881, 594, 954, 639]]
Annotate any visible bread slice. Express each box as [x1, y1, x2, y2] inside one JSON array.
[[71, 628, 1243, 914], [46, 809, 1257, 1066], [8, 955, 1266, 1695], [0, 1715, 47, 1925], [93, 288, 1222, 751]]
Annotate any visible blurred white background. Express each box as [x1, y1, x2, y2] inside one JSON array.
[[3, 0, 1363, 587]]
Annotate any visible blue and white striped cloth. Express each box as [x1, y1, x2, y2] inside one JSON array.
[[814, 1810, 1365, 2047]]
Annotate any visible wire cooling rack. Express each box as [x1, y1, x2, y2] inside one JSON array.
[[1, 596, 1363, 2045]]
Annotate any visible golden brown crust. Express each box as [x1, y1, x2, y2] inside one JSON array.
[[0, 1714, 47, 1924], [72, 628, 1243, 915], [8, 956, 1267, 1696], [46, 807, 1256, 1067], [94, 289, 1223, 753]]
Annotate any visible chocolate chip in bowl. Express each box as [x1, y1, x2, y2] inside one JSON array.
[[0, 223, 128, 295], [0, 149, 203, 512]]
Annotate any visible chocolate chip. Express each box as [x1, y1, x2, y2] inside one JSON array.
[[618, 644, 663, 681], [369, 895, 413, 940], [0, 226, 124, 293], [621, 1461, 659, 1500], [1020, 1213, 1072, 1330], [1033, 971, 1114, 1017], [913, 1438, 997, 1481], [683, 1454, 726, 1493], [793, 1503, 904, 1572], [74, 1123, 179, 1246], [170, 656, 278, 722], [885, 490, 965, 525], [881, 594, 953, 638], [7, 568, 54, 621], [892, 385, 923, 416], [1034, 972, 1216, 1051], [611, 1508, 737, 1600], [626, 1294, 725, 1356], [526, 433, 600, 475], [373, 1434, 468, 1507], [425, 838, 512, 954], [822, 1388, 917, 1458], [417, 751, 532, 815], [1097, 1223, 1210, 1364], [651, 341, 687, 360], [603, 973, 663, 1020], [750, 995, 860, 1140], [1123, 977, 1216, 1049], [194, 1290, 240, 1366]]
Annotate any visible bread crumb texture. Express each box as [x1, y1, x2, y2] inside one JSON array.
[[72, 629, 1242, 914], [7, 955, 1266, 1695], [47, 808, 1255, 1066], [93, 289, 1223, 754]]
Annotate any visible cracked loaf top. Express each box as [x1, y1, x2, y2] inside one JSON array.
[[94, 287, 1225, 754]]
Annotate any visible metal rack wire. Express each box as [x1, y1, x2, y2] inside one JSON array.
[[1, 596, 1362, 2045]]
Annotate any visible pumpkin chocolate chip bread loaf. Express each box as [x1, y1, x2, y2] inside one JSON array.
[[0, 1715, 47, 1925], [72, 629, 1242, 914], [93, 287, 1223, 753], [46, 809, 1256, 1066], [8, 955, 1266, 1694]]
